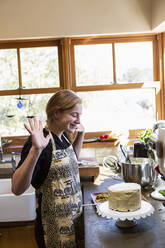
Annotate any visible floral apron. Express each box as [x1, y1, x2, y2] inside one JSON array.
[[40, 132, 82, 248]]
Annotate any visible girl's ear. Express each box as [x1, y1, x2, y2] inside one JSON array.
[[53, 110, 60, 120]]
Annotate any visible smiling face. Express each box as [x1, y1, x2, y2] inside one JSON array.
[[54, 103, 82, 134], [46, 90, 82, 137]]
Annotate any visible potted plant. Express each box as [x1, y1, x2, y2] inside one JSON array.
[[136, 128, 155, 160], [138, 128, 153, 144]]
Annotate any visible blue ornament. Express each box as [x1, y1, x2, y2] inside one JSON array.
[[17, 101, 23, 109]]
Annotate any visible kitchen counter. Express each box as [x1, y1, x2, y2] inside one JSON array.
[[82, 169, 165, 248]]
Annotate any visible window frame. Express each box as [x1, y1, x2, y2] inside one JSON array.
[[70, 34, 159, 85], [70, 34, 161, 132], [0, 34, 162, 142], [0, 38, 65, 97]]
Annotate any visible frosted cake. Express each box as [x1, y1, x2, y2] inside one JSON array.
[[108, 182, 141, 212]]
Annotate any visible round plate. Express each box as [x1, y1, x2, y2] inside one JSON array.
[[151, 188, 165, 200]]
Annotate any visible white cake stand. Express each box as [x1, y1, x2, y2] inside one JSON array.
[[96, 200, 154, 228]]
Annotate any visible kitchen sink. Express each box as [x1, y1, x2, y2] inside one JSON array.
[[0, 178, 36, 222]]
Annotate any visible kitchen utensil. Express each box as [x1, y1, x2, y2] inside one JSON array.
[[120, 144, 131, 163], [121, 157, 158, 188], [83, 137, 98, 143], [102, 155, 120, 172], [82, 203, 97, 207]]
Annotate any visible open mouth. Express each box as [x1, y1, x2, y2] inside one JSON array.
[[70, 123, 77, 129]]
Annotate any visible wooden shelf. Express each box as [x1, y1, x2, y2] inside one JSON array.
[[3, 145, 23, 153], [82, 140, 120, 148], [2, 136, 28, 154]]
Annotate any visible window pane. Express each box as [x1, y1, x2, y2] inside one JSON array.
[[0, 94, 52, 136], [75, 44, 113, 86], [115, 42, 153, 83], [78, 90, 156, 132], [20, 47, 60, 88], [0, 49, 19, 90]]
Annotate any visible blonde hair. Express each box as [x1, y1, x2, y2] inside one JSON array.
[[46, 90, 82, 127]]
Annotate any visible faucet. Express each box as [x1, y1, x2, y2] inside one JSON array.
[[0, 146, 17, 171]]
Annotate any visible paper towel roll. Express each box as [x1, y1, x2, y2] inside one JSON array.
[[157, 127, 165, 174]]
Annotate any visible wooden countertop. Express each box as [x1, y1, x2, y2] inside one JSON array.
[[83, 140, 120, 148], [82, 173, 165, 248]]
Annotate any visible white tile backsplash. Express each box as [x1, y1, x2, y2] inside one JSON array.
[[80, 147, 120, 165]]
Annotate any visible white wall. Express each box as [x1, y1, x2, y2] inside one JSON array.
[[0, 0, 151, 40], [152, 0, 165, 32]]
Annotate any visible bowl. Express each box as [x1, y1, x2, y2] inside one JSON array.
[[121, 157, 158, 188]]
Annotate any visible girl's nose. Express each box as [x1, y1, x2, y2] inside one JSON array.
[[75, 116, 80, 124]]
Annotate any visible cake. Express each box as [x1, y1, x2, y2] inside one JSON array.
[[108, 182, 141, 212]]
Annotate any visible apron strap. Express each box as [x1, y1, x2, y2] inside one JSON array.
[[48, 131, 57, 152], [48, 130, 70, 152], [62, 133, 71, 144]]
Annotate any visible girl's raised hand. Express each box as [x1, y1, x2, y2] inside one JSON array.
[[75, 123, 85, 133], [24, 117, 50, 151]]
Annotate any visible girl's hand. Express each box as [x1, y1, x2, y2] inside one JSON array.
[[24, 117, 50, 151], [75, 123, 85, 133]]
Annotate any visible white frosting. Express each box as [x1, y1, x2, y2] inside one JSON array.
[[109, 182, 141, 191], [108, 182, 141, 212]]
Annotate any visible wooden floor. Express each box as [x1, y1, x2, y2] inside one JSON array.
[[0, 224, 85, 248], [78, 240, 85, 248], [0, 224, 37, 248]]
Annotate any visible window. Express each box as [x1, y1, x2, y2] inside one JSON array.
[[20, 47, 59, 88], [0, 35, 161, 137], [74, 44, 113, 86], [0, 94, 52, 136], [0, 49, 18, 90], [115, 42, 153, 83], [71, 35, 159, 134], [78, 89, 156, 132], [0, 40, 62, 136]]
